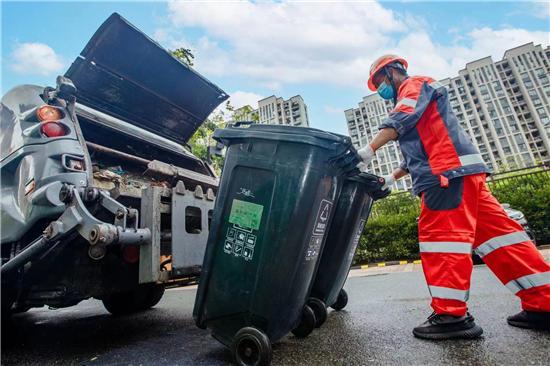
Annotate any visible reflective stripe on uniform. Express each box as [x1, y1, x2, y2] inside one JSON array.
[[474, 231, 530, 258], [396, 97, 417, 109], [429, 285, 470, 302], [420, 241, 472, 254], [505, 271, 550, 294], [429, 81, 445, 89], [459, 153, 485, 166]]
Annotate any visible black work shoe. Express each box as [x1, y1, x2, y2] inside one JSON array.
[[507, 311, 550, 331], [413, 312, 483, 340]]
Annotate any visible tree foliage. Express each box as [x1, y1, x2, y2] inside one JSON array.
[[354, 171, 549, 265], [170, 48, 257, 174], [171, 47, 195, 66]]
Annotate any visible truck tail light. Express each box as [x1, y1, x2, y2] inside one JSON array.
[[40, 121, 67, 137], [122, 245, 140, 264], [37, 105, 64, 121]]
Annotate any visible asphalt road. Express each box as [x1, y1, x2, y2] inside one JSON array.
[[2, 266, 549, 365]]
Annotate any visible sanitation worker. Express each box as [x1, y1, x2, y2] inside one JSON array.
[[358, 54, 550, 339]]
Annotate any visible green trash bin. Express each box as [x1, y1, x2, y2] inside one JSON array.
[[306, 173, 390, 327], [193, 124, 358, 365]]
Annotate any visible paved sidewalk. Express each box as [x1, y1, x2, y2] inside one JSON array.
[[349, 247, 550, 278]]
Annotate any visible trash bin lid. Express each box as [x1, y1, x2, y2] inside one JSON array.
[[247, 124, 350, 142], [213, 124, 352, 151]]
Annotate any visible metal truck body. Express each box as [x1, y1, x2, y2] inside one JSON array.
[[1, 13, 228, 315]]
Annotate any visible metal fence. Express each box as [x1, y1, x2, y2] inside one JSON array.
[[370, 165, 550, 218], [486, 165, 549, 191]]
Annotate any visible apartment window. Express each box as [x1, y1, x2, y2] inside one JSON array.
[[500, 137, 511, 154], [480, 85, 490, 101], [487, 103, 498, 118], [481, 68, 489, 82], [493, 119, 504, 136], [522, 153, 532, 165], [532, 51, 541, 67], [499, 98, 512, 114], [536, 68, 549, 85], [521, 72, 533, 88], [529, 89, 542, 106], [493, 81, 505, 97], [514, 134, 528, 152]]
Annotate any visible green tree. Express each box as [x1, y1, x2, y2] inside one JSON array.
[[232, 104, 259, 123], [171, 47, 195, 66], [187, 108, 227, 174]]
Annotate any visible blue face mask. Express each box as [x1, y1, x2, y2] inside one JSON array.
[[377, 81, 395, 100]]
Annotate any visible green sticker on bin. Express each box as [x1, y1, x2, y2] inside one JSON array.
[[229, 199, 264, 230]]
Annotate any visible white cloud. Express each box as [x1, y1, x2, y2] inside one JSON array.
[[164, 1, 549, 91], [228, 91, 264, 109], [10, 42, 64, 76], [167, 1, 403, 88], [531, 2, 549, 19]]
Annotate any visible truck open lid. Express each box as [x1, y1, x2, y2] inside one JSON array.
[[65, 13, 228, 145]]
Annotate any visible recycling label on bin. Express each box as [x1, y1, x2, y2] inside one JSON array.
[[223, 199, 263, 262], [229, 199, 263, 231], [312, 199, 333, 236], [306, 235, 323, 261]]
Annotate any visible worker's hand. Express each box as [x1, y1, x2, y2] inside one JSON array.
[[381, 173, 395, 191], [356, 161, 369, 173], [357, 144, 375, 167]]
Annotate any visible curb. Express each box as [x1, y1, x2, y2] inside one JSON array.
[[350, 247, 548, 271], [351, 259, 421, 270]]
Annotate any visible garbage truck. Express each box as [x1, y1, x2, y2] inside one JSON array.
[[1, 13, 228, 317]]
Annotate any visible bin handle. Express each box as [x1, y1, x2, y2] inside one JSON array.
[[328, 148, 360, 175]]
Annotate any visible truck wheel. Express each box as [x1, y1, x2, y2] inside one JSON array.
[[102, 291, 136, 315], [307, 297, 327, 327], [102, 284, 165, 315], [232, 327, 272, 366], [291, 305, 316, 338], [139, 284, 165, 310], [331, 289, 348, 311]]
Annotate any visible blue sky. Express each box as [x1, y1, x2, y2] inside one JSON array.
[[2, 1, 549, 135]]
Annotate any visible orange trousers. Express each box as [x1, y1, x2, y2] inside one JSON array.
[[418, 173, 550, 316]]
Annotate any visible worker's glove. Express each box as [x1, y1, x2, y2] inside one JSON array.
[[381, 173, 395, 191], [357, 144, 375, 167], [356, 161, 368, 173]]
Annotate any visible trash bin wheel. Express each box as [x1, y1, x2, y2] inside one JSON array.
[[232, 327, 272, 366], [307, 298, 327, 327], [291, 305, 316, 338], [331, 289, 348, 311]]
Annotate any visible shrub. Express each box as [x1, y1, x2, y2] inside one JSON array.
[[488, 171, 550, 244], [354, 170, 549, 265]]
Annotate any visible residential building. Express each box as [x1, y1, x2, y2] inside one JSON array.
[[345, 42, 550, 191], [257, 95, 310, 127]]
